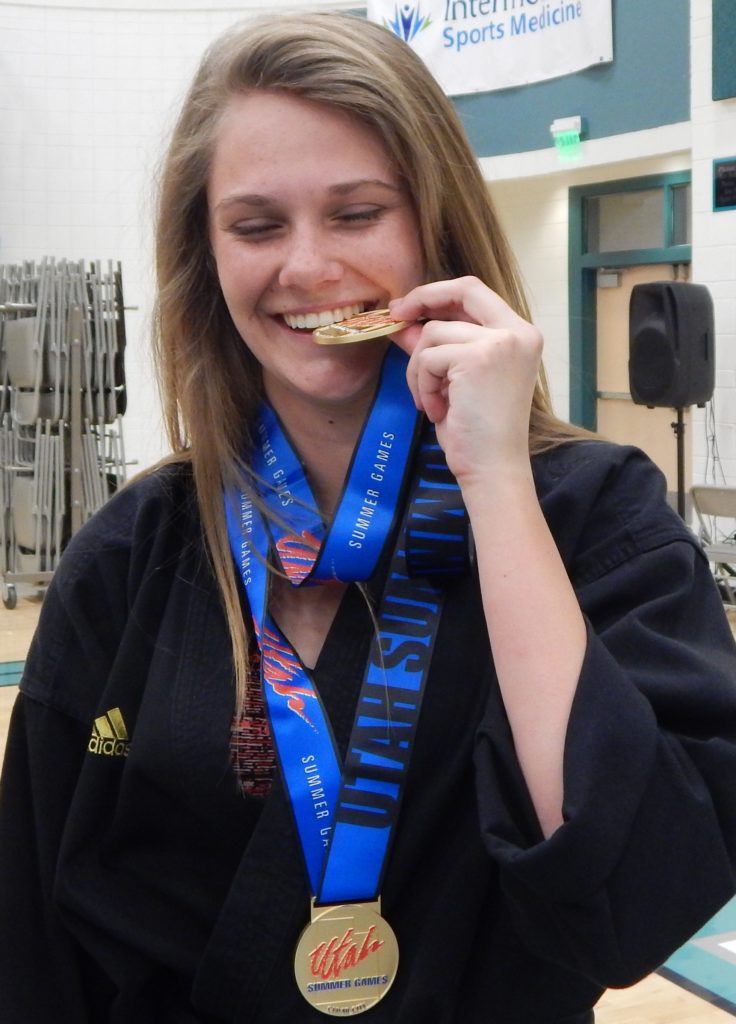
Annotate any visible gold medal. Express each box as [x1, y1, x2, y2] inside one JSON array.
[[313, 309, 410, 345], [294, 899, 399, 1016]]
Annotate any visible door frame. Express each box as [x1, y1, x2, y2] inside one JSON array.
[[568, 171, 692, 429]]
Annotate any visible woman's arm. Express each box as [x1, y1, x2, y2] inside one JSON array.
[[460, 468, 586, 837], [391, 277, 586, 836]]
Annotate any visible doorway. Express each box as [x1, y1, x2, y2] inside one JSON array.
[[568, 171, 692, 500]]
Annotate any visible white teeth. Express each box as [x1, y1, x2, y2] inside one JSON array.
[[283, 303, 365, 330]]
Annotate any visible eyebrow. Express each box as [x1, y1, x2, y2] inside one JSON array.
[[215, 179, 402, 212]]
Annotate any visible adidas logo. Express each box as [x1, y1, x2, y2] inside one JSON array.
[[88, 707, 130, 758]]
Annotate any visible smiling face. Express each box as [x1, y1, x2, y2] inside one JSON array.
[[207, 90, 424, 425]]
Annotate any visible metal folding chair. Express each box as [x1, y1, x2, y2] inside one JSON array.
[[691, 484, 736, 603], [0, 258, 128, 608]]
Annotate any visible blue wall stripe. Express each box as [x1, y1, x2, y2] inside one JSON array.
[[713, 0, 736, 101]]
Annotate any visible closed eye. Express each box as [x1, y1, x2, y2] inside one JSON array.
[[334, 206, 384, 226], [226, 205, 387, 239], [229, 220, 282, 238]]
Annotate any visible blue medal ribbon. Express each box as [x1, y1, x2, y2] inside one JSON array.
[[225, 346, 467, 903], [252, 345, 418, 584]]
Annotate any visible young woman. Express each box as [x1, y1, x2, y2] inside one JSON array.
[[2, 13, 736, 1024]]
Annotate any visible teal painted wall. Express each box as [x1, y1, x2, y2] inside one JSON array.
[[453, 0, 690, 157], [713, 0, 736, 101]]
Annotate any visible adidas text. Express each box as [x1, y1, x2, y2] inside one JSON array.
[[88, 735, 130, 757]]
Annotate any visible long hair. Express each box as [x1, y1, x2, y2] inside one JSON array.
[[152, 11, 588, 704]]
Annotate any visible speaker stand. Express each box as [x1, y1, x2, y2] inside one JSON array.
[[670, 409, 686, 520]]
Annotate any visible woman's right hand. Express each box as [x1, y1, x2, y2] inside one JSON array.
[[389, 276, 543, 488]]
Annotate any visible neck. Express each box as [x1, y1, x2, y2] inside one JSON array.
[[268, 396, 370, 517]]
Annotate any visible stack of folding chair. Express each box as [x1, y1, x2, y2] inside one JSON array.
[[0, 258, 127, 608]]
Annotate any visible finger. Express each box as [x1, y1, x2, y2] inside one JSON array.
[[412, 346, 450, 424], [404, 320, 490, 402], [389, 321, 424, 357], [391, 276, 528, 334]]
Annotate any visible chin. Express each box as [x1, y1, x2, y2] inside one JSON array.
[[263, 343, 389, 411], [286, 366, 381, 411]]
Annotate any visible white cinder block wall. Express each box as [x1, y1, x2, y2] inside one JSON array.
[[486, 176, 572, 421], [690, 0, 736, 485]]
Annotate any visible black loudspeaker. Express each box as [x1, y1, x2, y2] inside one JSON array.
[[628, 281, 715, 408]]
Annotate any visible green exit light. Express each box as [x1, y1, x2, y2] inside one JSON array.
[[550, 116, 584, 161], [554, 130, 582, 160]]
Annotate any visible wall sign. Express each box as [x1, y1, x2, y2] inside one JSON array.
[[367, 0, 613, 97], [714, 158, 736, 213]]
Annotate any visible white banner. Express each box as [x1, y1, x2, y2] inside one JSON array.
[[366, 0, 613, 97]]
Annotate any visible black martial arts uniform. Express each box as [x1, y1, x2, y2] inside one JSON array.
[[2, 440, 736, 1023]]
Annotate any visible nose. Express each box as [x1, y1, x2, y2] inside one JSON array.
[[277, 222, 344, 290]]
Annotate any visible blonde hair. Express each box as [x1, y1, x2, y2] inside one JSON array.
[[152, 11, 588, 704]]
